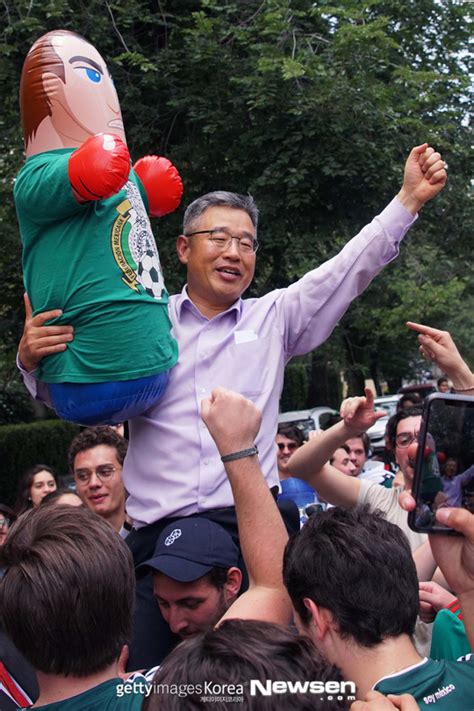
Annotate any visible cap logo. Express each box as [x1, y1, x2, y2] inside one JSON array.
[[164, 528, 182, 546]]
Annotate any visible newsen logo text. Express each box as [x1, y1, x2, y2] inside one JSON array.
[[250, 680, 356, 696]]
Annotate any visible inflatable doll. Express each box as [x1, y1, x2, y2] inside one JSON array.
[[14, 29, 183, 425]]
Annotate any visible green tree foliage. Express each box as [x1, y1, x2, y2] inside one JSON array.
[[0, 0, 471, 419], [280, 359, 309, 411]]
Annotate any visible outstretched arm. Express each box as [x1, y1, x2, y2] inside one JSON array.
[[278, 144, 446, 360], [287, 388, 385, 507], [406, 322, 474, 393], [201, 388, 292, 626]]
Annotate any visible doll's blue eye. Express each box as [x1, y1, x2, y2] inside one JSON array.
[[85, 68, 102, 83]]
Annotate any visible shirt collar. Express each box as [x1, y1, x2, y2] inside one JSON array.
[[373, 657, 429, 689], [175, 284, 243, 321]]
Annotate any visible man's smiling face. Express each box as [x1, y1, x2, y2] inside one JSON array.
[[177, 206, 256, 317]]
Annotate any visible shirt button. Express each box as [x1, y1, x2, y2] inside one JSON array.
[[203, 460, 209, 466], [200, 387, 206, 394]]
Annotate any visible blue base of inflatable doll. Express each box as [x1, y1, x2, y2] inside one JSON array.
[[48, 371, 169, 425]]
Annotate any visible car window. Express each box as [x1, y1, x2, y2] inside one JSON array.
[[377, 402, 397, 416]]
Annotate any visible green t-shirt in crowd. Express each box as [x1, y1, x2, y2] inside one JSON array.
[[14, 148, 178, 383], [430, 605, 470, 662], [375, 655, 474, 710], [30, 678, 145, 710]]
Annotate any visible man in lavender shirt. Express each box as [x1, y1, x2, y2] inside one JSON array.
[[18, 143, 447, 665]]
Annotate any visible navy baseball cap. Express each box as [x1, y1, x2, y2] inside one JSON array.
[[137, 518, 240, 583]]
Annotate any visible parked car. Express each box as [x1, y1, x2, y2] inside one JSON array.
[[374, 394, 402, 417], [278, 406, 339, 439], [367, 394, 401, 454], [367, 416, 389, 454]]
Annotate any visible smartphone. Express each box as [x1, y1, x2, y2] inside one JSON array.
[[408, 393, 474, 534]]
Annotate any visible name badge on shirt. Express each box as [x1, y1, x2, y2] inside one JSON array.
[[234, 330, 258, 344]]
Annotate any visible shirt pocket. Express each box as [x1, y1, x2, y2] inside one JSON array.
[[215, 334, 274, 397]]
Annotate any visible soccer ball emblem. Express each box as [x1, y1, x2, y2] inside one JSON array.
[[137, 249, 163, 299]]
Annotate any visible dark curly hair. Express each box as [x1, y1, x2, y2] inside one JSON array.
[[68, 426, 128, 473]]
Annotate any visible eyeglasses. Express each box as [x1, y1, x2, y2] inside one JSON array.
[[395, 432, 420, 448], [0, 516, 11, 527], [184, 228, 259, 254], [277, 442, 298, 452], [74, 465, 119, 485]]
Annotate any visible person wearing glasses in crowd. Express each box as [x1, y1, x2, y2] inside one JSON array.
[[67, 426, 128, 533], [276, 424, 319, 519], [18, 145, 447, 667], [276, 424, 305, 481], [0, 505, 15, 548]]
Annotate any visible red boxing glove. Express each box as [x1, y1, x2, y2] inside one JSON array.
[[68, 133, 130, 203], [133, 155, 183, 217]]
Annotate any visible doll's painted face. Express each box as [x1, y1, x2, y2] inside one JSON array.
[[45, 33, 125, 146]]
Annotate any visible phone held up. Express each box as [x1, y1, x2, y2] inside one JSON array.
[[408, 393, 474, 535]]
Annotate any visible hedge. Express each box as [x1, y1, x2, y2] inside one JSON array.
[[0, 420, 80, 506]]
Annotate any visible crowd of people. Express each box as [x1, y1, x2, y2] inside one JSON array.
[[2, 144, 474, 710]]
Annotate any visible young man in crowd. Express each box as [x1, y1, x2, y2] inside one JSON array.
[[68, 426, 128, 533], [276, 424, 318, 516], [283, 505, 474, 710], [276, 424, 305, 480], [138, 517, 242, 639], [437, 377, 450, 393], [330, 444, 357, 476], [0, 505, 143, 709], [18, 146, 447, 666], [345, 431, 392, 485]]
